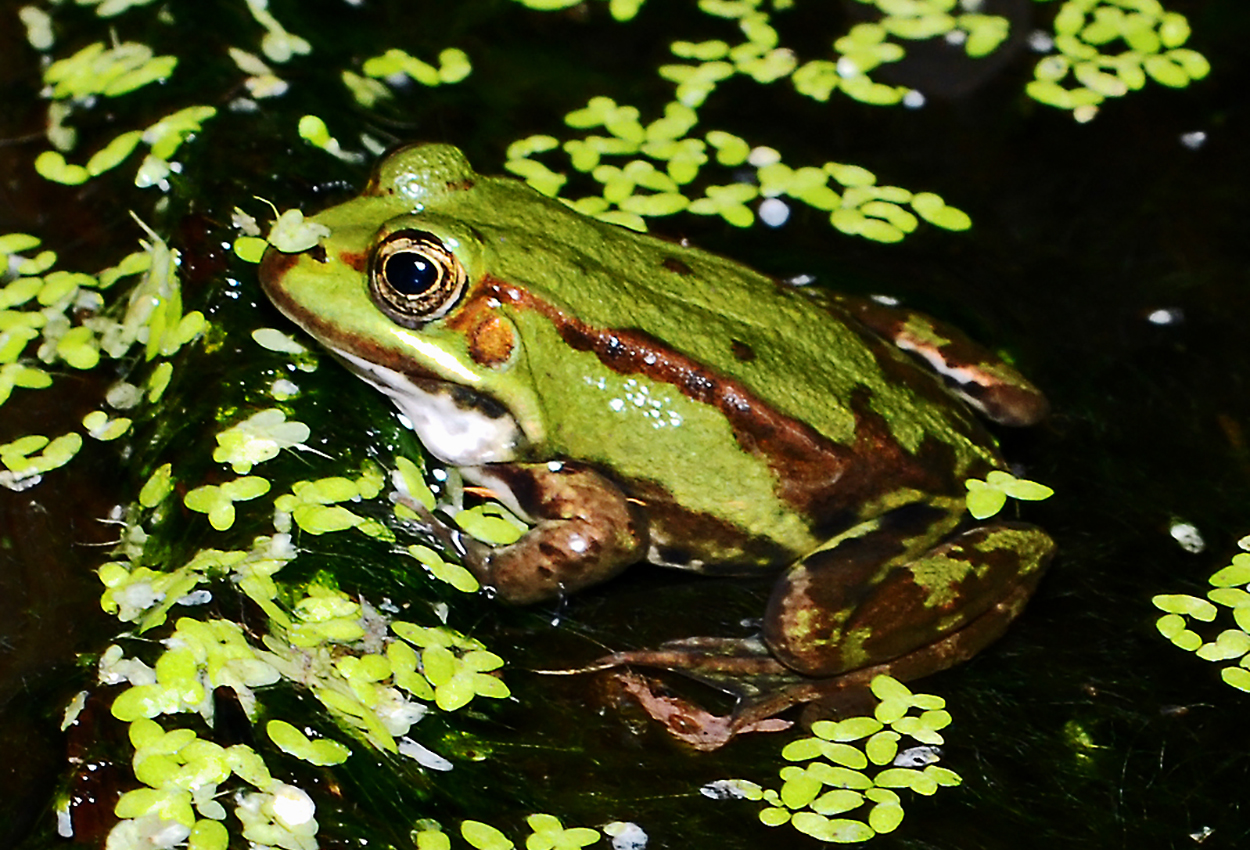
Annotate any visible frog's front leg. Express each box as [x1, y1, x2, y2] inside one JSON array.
[[462, 462, 649, 605], [764, 505, 1055, 677]]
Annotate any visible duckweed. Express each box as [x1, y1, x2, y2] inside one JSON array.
[[710, 675, 961, 842], [408, 544, 481, 594], [1026, 0, 1208, 120], [213, 408, 311, 473], [1154, 547, 1250, 691], [393, 454, 437, 512], [275, 468, 394, 540], [525, 813, 601, 850], [0, 432, 82, 485], [454, 503, 527, 546], [184, 477, 272, 531], [266, 208, 331, 253], [462, 820, 514, 850], [361, 47, 473, 86], [509, 88, 971, 238], [83, 410, 132, 441], [266, 719, 352, 766], [965, 470, 1055, 519]]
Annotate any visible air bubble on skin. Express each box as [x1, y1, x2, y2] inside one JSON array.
[[547, 460, 564, 472], [609, 398, 625, 412], [870, 293, 901, 306], [903, 89, 926, 109], [566, 533, 588, 554], [1147, 307, 1183, 326]]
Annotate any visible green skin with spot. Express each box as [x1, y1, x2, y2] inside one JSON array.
[[260, 143, 1053, 707]]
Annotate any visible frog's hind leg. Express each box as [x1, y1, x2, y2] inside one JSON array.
[[765, 517, 1054, 678]]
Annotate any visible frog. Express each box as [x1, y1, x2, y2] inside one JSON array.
[[259, 143, 1055, 748]]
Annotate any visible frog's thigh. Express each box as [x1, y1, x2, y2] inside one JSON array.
[[464, 462, 649, 605], [764, 520, 1054, 676]]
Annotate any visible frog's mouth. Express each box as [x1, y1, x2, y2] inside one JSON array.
[[333, 348, 525, 467]]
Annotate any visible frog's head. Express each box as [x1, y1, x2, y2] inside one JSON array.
[[258, 143, 544, 466]]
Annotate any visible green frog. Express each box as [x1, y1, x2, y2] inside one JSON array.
[[259, 143, 1054, 747]]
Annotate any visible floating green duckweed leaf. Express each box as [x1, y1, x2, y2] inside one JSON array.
[[1210, 553, 1250, 587], [54, 325, 100, 369], [83, 409, 132, 441], [298, 114, 332, 147], [267, 719, 351, 766], [393, 455, 436, 513], [0, 432, 82, 481], [43, 41, 177, 100], [524, 814, 600, 850], [965, 470, 1054, 519], [213, 408, 310, 473], [16, 249, 56, 275], [0, 232, 40, 255], [1152, 593, 1217, 620], [139, 463, 174, 508], [146, 360, 174, 402], [812, 715, 884, 742], [34, 151, 90, 185], [86, 130, 143, 176], [455, 503, 527, 546], [19, 5, 53, 50], [187, 819, 228, 850], [362, 47, 472, 86], [0, 363, 52, 405], [865, 730, 901, 765], [267, 209, 331, 254], [506, 158, 567, 198], [184, 477, 271, 531], [409, 544, 480, 593], [462, 821, 514, 850]]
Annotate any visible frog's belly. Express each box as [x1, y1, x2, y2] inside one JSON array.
[[625, 478, 807, 574]]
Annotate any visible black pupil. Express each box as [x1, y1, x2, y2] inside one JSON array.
[[385, 251, 438, 295]]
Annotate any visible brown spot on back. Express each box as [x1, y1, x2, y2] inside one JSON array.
[[662, 256, 693, 275], [730, 339, 755, 362]]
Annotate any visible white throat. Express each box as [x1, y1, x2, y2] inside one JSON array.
[[335, 349, 523, 465]]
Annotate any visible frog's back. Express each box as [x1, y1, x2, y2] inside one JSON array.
[[453, 180, 997, 470]]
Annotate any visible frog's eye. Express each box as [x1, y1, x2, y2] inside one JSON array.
[[369, 229, 467, 327]]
